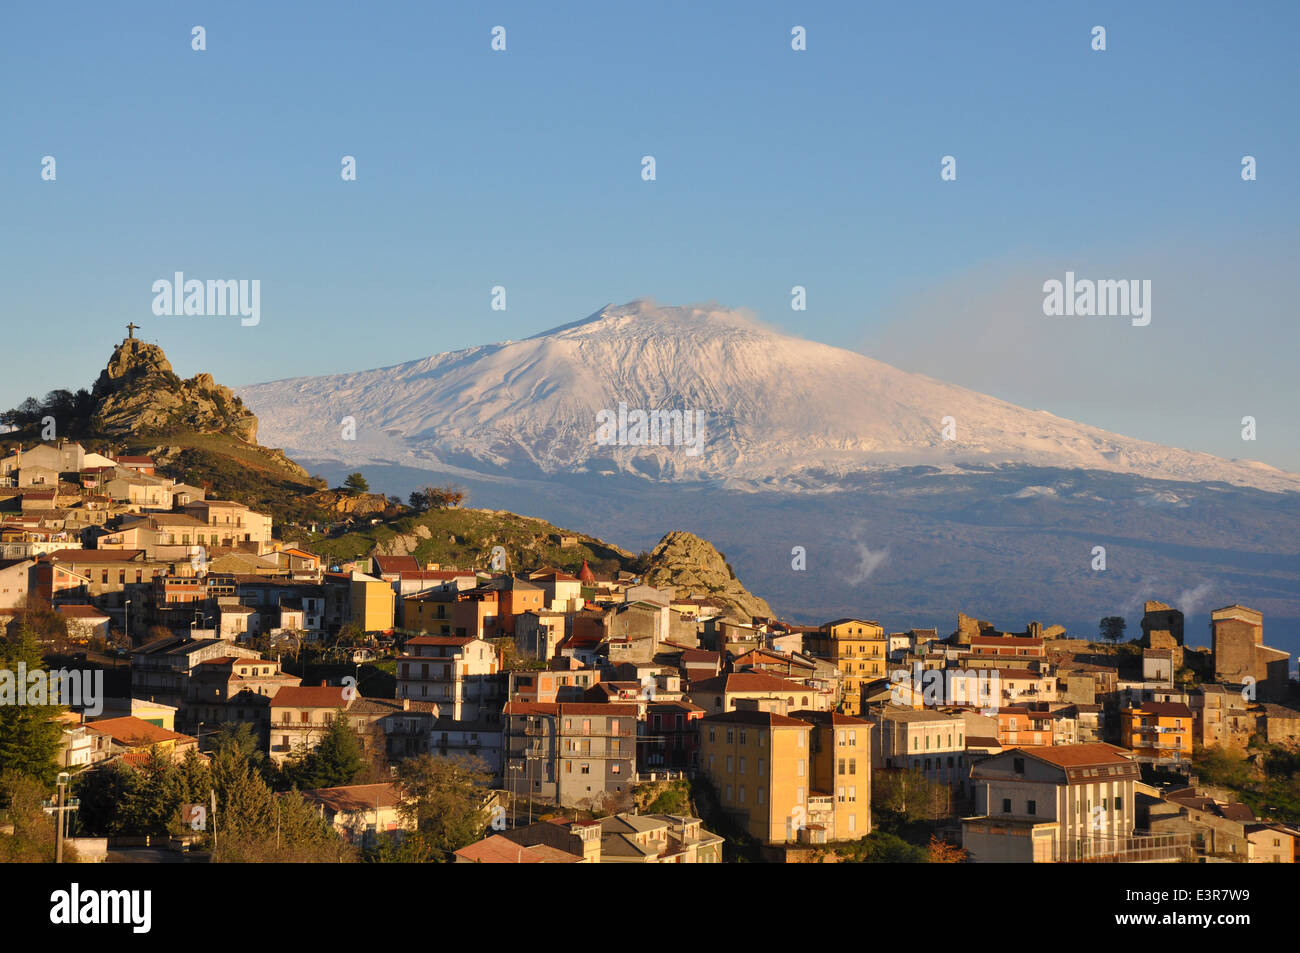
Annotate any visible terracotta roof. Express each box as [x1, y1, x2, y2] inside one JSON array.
[[271, 685, 352, 708], [1130, 701, 1193, 718], [51, 548, 146, 562], [301, 782, 401, 813], [455, 834, 550, 863], [1009, 742, 1134, 768], [504, 702, 639, 717], [689, 672, 811, 694], [701, 709, 810, 729], [86, 716, 193, 747], [788, 709, 871, 727]]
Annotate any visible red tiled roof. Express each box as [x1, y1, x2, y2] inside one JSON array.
[[504, 702, 639, 717], [373, 555, 421, 574], [270, 685, 351, 708], [86, 716, 193, 747], [1009, 742, 1133, 768], [301, 782, 402, 813], [455, 835, 550, 863], [50, 548, 146, 562], [701, 709, 811, 729], [689, 672, 810, 694]]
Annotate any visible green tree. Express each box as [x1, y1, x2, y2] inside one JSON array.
[[378, 754, 493, 861], [74, 761, 137, 836], [0, 772, 77, 863], [283, 710, 365, 790], [1099, 616, 1127, 644], [342, 472, 369, 496], [0, 623, 67, 787]]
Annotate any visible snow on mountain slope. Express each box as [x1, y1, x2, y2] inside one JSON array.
[[238, 300, 1300, 493]]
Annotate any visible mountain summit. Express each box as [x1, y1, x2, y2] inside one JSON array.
[[239, 300, 1300, 493]]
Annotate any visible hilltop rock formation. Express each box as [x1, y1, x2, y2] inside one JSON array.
[[92, 337, 259, 443], [642, 530, 773, 622]]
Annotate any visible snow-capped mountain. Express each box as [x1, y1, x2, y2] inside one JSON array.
[[239, 299, 1300, 493]]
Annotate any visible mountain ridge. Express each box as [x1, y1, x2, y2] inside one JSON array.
[[239, 299, 1300, 494]]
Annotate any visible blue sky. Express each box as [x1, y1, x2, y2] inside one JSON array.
[[3, 1, 1297, 469]]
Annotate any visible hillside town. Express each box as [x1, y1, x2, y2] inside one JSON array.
[[1, 436, 1298, 864]]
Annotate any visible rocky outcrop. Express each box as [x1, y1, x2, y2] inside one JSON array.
[[309, 490, 393, 517], [641, 530, 773, 622], [91, 338, 259, 441]]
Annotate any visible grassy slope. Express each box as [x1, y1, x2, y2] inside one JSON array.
[[303, 507, 637, 575]]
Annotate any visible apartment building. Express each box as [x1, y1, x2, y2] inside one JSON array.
[[1120, 701, 1193, 764], [502, 702, 638, 807], [875, 706, 970, 796], [268, 684, 355, 764], [395, 635, 501, 719], [963, 743, 1159, 863], [806, 619, 887, 716]]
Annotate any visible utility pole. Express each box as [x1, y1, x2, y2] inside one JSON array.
[[47, 773, 79, 863], [211, 789, 218, 853]]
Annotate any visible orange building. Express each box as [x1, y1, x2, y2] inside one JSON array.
[[1121, 701, 1193, 764]]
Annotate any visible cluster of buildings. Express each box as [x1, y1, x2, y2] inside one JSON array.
[[12, 440, 1299, 863]]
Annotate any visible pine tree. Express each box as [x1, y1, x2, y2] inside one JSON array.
[[285, 710, 364, 790], [0, 623, 66, 788]]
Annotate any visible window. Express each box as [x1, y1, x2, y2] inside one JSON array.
[[1027, 799, 1036, 815], [1002, 798, 1012, 813], [848, 786, 857, 803], [580, 763, 590, 775], [739, 757, 746, 773], [726, 729, 733, 744], [1013, 757, 1025, 774], [758, 758, 766, 776], [838, 758, 845, 775], [708, 727, 715, 742], [797, 759, 805, 777]]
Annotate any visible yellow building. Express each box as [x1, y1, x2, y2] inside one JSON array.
[[700, 710, 810, 844], [350, 571, 396, 632], [807, 619, 887, 716], [699, 709, 871, 845], [1120, 701, 1193, 764]]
